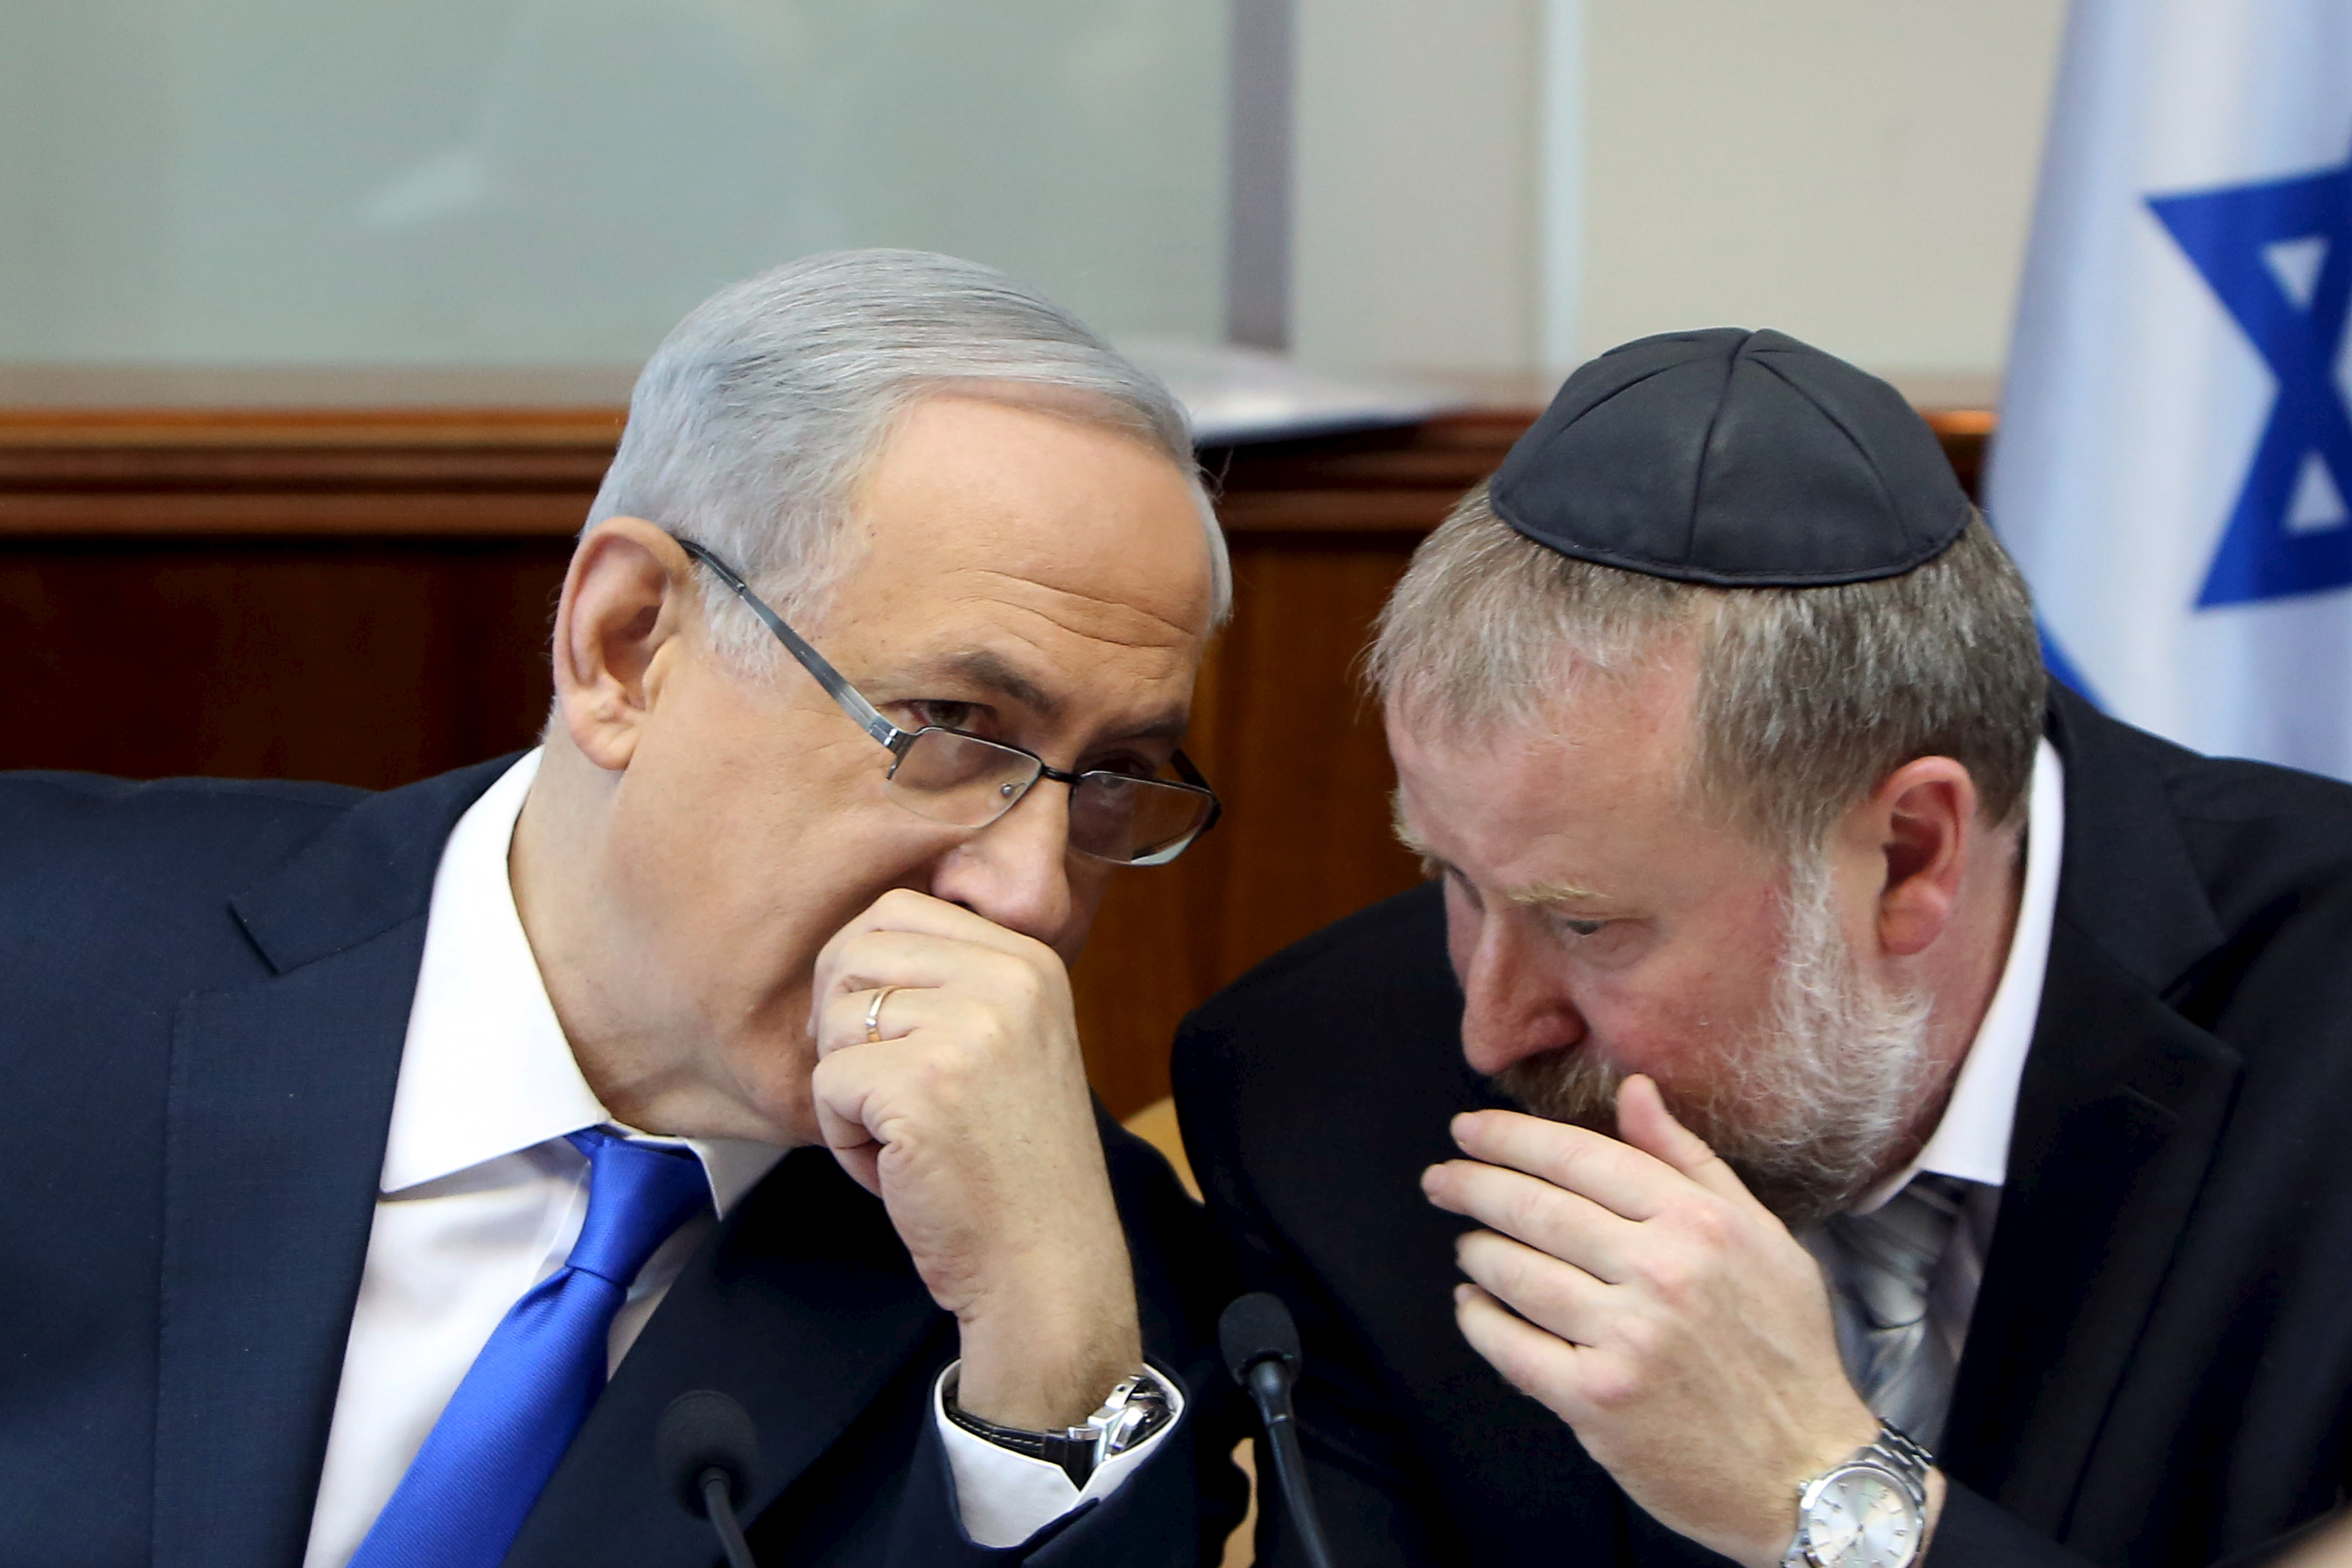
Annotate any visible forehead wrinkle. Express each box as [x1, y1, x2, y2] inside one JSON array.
[[961, 566, 1203, 646]]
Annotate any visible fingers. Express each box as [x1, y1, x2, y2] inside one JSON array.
[[818, 927, 1017, 998], [1612, 1075, 1765, 1213], [816, 981, 941, 1058], [1423, 1157, 1640, 1283], [1452, 1282, 1590, 1415], [1455, 1228, 1612, 1344], [807, 1053, 887, 1196], [824, 887, 1052, 967], [808, 1030, 968, 1196], [1447, 1107, 1684, 1222], [827, 1139, 884, 1198], [814, 900, 1067, 1006], [813, 928, 1060, 1046], [1433, 1080, 1868, 1565]]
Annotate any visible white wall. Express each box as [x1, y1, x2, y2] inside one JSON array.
[[0, 0, 1229, 364], [1, 2, 2067, 379], [1289, 0, 1543, 372], [1578, 0, 2068, 378], [1290, 0, 2069, 382]]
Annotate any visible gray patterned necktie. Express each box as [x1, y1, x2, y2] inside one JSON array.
[[1816, 1174, 1983, 1449]]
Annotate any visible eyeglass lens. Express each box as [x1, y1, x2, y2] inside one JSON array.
[[884, 728, 1213, 865]]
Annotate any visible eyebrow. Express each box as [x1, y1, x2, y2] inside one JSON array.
[[1390, 801, 1436, 865], [1508, 880, 1616, 909], [902, 648, 1191, 745], [1389, 814, 1473, 886], [913, 649, 1062, 720], [1390, 803, 1614, 906]]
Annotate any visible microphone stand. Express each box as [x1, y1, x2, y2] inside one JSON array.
[[1222, 1292, 1340, 1568], [658, 1389, 761, 1568], [695, 1469, 757, 1568], [1244, 1356, 1339, 1568]]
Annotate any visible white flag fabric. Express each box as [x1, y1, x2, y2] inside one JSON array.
[[1987, 0, 2352, 777]]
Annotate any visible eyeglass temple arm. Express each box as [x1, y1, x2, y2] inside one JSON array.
[[673, 537, 908, 751], [1172, 750, 1223, 833]]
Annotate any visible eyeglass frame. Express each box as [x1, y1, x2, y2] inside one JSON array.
[[670, 535, 1223, 863]]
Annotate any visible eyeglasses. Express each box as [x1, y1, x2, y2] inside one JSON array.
[[674, 537, 1222, 866]]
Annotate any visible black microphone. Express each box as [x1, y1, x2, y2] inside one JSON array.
[[656, 1389, 760, 1568], [1220, 1292, 1339, 1568]]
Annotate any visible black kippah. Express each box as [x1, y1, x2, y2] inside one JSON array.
[[1489, 327, 1971, 587]]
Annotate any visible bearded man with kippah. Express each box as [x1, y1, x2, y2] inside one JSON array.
[[1177, 330, 2352, 1568]]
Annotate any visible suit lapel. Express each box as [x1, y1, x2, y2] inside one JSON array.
[[509, 1149, 950, 1567], [1937, 695, 2241, 1534], [152, 758, 516, 1568], [154, 933, 425, 1568], [1938, 920, 2238, 1528]]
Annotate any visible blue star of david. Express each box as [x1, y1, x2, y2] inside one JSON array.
[[2150, 145, 2352, 607]]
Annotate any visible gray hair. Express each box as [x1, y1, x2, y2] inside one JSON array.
[[1367, 482, 2046, 854], [587, 249, 1231, 669]]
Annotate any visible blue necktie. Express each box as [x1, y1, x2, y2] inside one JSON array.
[[348, 1129, 711, 1568]]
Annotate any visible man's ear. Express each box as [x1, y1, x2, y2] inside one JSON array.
[[1853, 756, 1979, 958], [549, 517, 697, 772]]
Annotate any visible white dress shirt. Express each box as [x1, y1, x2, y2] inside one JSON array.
[[1804, 739, 2066, 1441], [302, 751, 1173, 1566]]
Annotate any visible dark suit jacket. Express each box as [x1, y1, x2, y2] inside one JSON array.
[[0, 757, 1245, 1567], [1174, 689, 2352, 1567]]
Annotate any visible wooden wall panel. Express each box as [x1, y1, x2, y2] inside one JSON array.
[[1069, 538, 1429, 1115], [4, 543, 569, 785], [0, 383, 1988, 1118]]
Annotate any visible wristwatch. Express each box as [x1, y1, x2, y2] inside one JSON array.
[[1781, 1422, 1935, 1568], [942, 1367, 1175, 1488]]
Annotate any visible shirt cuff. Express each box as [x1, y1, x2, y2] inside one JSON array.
[[930, 1361, 1186, 1550]]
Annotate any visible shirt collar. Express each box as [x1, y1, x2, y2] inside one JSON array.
[[382, 749, 785, 1215], [1851, 737, 2064, 1212]]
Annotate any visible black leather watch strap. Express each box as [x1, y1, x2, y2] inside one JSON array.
[[942, 1405, 1094, 1487], [942, 1368, 1174, 1488]]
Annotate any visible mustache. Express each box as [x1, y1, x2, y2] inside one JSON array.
[[1492, 1045, 1621, 1135]]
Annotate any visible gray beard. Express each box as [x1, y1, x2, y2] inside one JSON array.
[[1493, 855, 1933, 1229]]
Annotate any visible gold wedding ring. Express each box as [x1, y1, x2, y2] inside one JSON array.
[[863, 985, 902, 1044]]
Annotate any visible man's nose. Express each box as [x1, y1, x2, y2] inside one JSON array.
[[927, 775, 1079, 943], [1457, 913, 1587, 1077]]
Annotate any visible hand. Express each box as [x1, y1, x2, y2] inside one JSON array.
[[810, 887, 1142, 1431], [1422, 1075, 1936, 1567]]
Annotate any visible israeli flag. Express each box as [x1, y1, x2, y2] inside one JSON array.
[[1987, 0, 2352, 777]]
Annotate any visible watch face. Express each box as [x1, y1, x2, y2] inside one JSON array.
[[1805, 1467, 1921, 1568]]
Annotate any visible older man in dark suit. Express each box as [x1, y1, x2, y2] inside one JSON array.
[[1178, 330, 2352, 1567], [0, 250, 1246, 1567]]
